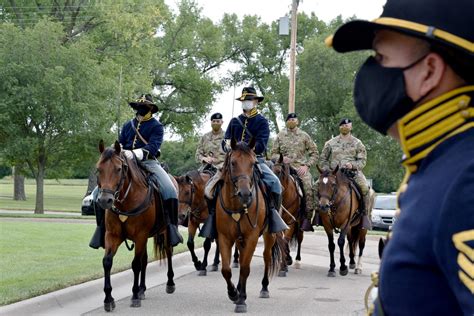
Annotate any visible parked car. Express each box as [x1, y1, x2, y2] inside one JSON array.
[[371, 194, 397, 230], [81, 191, 95, 216]]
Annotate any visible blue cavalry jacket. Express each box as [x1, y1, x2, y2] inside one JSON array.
[[119, 117, 163, 160], [222, 112, 270, 156], [376, 86, 474, 315]]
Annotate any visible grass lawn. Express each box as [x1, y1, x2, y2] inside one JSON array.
[[0, 178, 88, 212], [0, 220, 200, 306]]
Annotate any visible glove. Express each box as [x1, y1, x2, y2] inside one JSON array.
[[123, 149, 143, 160]]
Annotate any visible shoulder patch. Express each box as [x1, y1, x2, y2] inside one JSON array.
[[452, 229, 474, 293]]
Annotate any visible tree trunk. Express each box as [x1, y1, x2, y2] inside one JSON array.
[[86, 167, 97, 196], [13, 166, 26, 200], [34, 160, 45, 214]]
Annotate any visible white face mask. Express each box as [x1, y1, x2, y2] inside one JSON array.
[[242, 100, 254, 111]]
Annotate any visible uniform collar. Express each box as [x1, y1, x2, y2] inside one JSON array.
[[286, 127, 299, 133], [398, 85, 474, 173], [136, 112, 153, 122], [242, 107, 258, 119]]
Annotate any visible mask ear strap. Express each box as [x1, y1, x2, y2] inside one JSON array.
[[402, 53, 429, 71]]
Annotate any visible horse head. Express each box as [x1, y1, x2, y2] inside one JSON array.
[[96, 140, 129, 210], [226, 138, 257, 208], [272, 153, 290, 183], [316, 165, 339, 212], [175, 172, 197, 225]]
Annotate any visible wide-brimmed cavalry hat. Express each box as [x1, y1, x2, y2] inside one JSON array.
[[236, 87, 264, 103], [129, 94, 158, 114], [211, 112, 223, 120], [326, 0, 473, 59]]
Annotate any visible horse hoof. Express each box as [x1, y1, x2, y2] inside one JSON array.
[[259, 290, 270, 298], [232, 262, 239, 268], [138, 290, 146, 300], [104, 300, 115, 312], [340, 268, 349, 276], [166, 285, 176, 294], [198, 269, 207, 276], [210, 264, 219, 272], [327, 271, 336, 277], [194, 261, 203, 271], [294, 260, 301, 269], [130, 298, 141, 308], [278, 270, 287, 277], [234, 303, 247, 313], [228, 290, 239, 302], [355, 268, 362, 274], [349, 263, 356, 269]]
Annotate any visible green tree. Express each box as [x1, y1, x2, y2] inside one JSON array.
[[160, 137, 200, 176]]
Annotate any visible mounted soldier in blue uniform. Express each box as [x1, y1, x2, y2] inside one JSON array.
[[89, 94, 183, 249], [200, 87, 288, 239], [327, 0, 474, 314]]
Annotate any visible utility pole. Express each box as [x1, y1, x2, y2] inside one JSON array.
[[116, 66, 123, 140], [288, 0, 299, 114]]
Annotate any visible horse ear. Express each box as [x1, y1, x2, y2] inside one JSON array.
[[333, 165, 339, 175], [248, 137, 256, 150], [231, 138, 237, 150], [114, 140, 121, 154], [316, 165, 322, 174], [99, 140, 105, 153], [278, 153, 283, 164], [185, 175, 193, 184]]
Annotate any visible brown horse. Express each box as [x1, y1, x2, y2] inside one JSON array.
[[176, 170, 219, 275], [96, 140, 176, 312], [272, 154, 306, 273], [316, 165, 372, 277], [217, 138, 286, 313]]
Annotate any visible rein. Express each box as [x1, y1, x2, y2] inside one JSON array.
[[179, 175, 207, 220]]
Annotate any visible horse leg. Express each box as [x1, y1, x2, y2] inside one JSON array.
[[355, 229, 367, 274], [260, 232, 276, 298], [234, 236, 258, 313], [138, 248, 148, 300], [232, 245, 239, 268], [338, 231, 348, 276], [284, 227, 293, 267], [165, 242, 176, 294], [131, 237, 147, 308], [211, 238, 220, 271], [219, 237, 238, 303], [294, 229, 304, 269], [348, 229, 356, 270], [198, 237, 212, 276], [103, 235, 121, 312], [323, 223, 336, 277], [187, 224, 202, 271]]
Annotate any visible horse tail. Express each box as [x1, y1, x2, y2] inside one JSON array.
[[269, 232, 287, 277], [153, 233, 167, 261]]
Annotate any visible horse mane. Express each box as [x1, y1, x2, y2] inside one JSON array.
[[99, 147, 147, 187]]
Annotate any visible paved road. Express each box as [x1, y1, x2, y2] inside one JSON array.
[[0, 231, 381, 316]]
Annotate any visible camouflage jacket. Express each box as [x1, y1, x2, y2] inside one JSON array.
[[271, 127, 319, 168], [195, 129, 226, 169], [320, 135, 366, 171]]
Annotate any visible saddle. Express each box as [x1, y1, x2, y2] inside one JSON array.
[[340, 168, 364, 212], [288, 167, 304, 198]]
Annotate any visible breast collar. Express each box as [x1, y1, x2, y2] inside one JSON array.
[[398, 85, 474, 174]]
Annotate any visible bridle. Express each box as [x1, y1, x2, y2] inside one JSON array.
[[97, 153, 132, 204], [226, 152, 256, 197], [178, 174, 207, 219], [317, 174, 339, 211]]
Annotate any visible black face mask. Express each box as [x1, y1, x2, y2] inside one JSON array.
[[136, 106, 151, 116], [354, 55, 427, 134]]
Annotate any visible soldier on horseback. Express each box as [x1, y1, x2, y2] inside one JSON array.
[[89, 94, 183, 249], [271, 112, 319, 231], [200, 87, 288, 239], [320, 118, 372, 229], [195, 112, 226, 173]]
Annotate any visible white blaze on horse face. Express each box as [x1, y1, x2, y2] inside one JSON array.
[[323, 177, 328, 184]]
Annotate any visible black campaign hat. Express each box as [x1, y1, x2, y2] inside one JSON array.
[[326, 0, 474, 60], [210, 113, 223, 120], [236, 87, 264, 103], [286, 113, 298, 121], [339, 118, 352, 126], [129, 94, 158, 114]]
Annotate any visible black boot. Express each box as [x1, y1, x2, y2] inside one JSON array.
[[89, 202, 105, 249], [361, 194, 372, 230], [199, 197, 217, 239], [164, 198, 183, 247], [301, 218, 314, 232], [268, 192, 289, 233]]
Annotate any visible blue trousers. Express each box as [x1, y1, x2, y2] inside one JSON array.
[[257, 158, 282, 194], [141, 160, 177, 200]]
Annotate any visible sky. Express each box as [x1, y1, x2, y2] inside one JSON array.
[[163, 0, 386, 136]]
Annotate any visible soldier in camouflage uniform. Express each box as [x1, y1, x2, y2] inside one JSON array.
[[195, 112, 226, 172], [320, 118, 371, 229], [271, 113, 319, 231]]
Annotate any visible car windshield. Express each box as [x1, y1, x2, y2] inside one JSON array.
[[374, 196, 397, 210]]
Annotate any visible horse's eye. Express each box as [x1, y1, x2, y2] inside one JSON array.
[[117, 167, 121, 173], [231, 161, 236, 166]]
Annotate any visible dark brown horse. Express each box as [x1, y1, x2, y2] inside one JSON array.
[[217, 139, 286, 313], [176, 170, 219, 275], [272, 154, 306, 273], [316, 165, 372, 277], [96, 140, 176, 312]]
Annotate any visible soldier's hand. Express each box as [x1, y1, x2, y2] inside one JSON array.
[[283, 156, 292, 164], [297, 165, 309, 177], [202, 157, 212, 164], [344, 163, 353, 170], [123, 150, 134, 160]]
